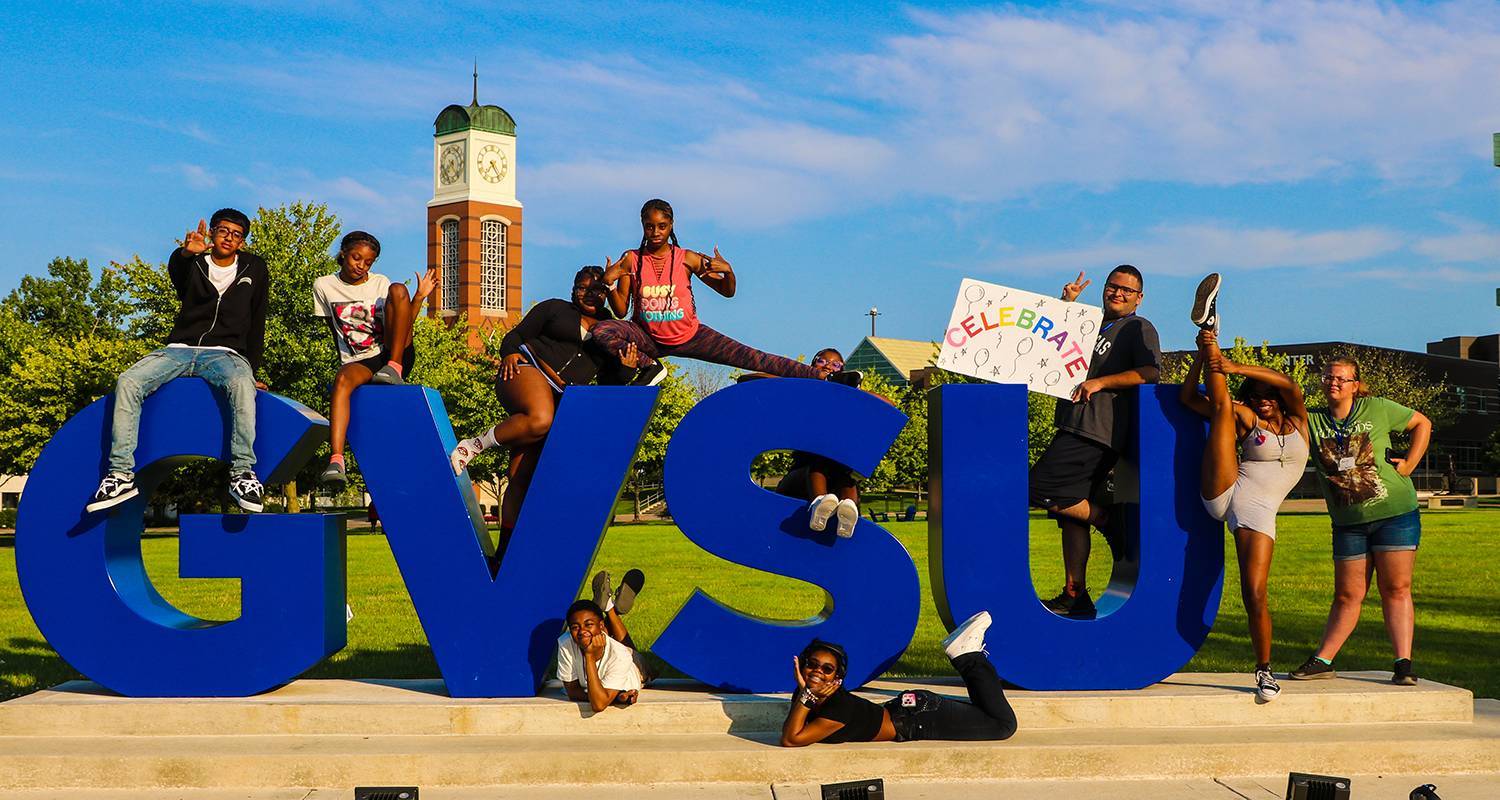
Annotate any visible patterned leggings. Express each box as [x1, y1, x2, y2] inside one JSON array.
[[591, 320, 822, 379]]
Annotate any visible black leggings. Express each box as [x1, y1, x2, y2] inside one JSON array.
[[889, 652, 1017, 741]]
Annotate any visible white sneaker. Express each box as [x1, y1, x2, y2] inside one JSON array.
[[834, 498, 859, 539], [449, 437, 484, 476], [1255, 667, 1281, 702], [941, 610, 992, 659], [808, 494, 838, 532]]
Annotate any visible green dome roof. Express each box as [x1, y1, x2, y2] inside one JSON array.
[[434, 102, 516, 137]]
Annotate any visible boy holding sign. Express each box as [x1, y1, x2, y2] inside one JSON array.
[[1027, 265, 1162, 619]]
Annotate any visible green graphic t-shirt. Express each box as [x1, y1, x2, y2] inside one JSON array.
[[1306, 397, 1418, 527]]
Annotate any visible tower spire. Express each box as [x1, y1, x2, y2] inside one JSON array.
[[472, 60, 478, 105]]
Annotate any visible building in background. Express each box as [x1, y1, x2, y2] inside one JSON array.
[[426, 78, 524, 344], [845, 337, 938, 387]]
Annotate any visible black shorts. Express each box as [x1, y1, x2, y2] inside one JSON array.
[[1028, 430, 1117, 511], [350, 344, 415, 376]]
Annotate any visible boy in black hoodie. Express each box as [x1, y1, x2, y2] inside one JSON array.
[[87, 209, 271, 514]]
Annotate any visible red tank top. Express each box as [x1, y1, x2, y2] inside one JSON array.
[[632, 245, 699, 345]]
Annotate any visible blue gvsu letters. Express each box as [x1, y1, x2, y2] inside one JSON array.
[[16, 379, 1220, 697]]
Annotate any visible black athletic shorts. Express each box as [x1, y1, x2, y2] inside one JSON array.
[[350, 344, 416, 376], [1027, 430, 1118, 511]]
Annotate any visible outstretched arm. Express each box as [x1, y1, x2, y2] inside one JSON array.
[[687, 248, 736, 298], [1218, 360, 1309, 425]]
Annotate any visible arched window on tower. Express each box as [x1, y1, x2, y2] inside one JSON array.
[[440, 218, 459, 312], [480, 218, 505, 313]]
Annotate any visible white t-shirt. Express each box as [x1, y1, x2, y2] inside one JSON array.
[[312, 272, 393, 364], [555, 631, 642, 693], [207, 257, 238, 296]]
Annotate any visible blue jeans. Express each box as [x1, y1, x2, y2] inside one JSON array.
[[109, 347, 257, 475], [1332, 508, 1421, 561]]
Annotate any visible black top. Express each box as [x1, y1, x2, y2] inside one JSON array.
[[164, 247, 270, 372], [1053, 314, 1162, 451], [499, 298, 628, 386], [808, 689, 884, 743]]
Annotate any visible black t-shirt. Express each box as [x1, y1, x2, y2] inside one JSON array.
[[1054, 314, 1162, 452], [498, 299, 628, 386], [808, 689, 884, 743]]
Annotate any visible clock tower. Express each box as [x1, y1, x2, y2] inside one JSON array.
[[427, 73, 523, 340]]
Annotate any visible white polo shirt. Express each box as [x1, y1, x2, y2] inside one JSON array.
[[555, 631, 643, 692]]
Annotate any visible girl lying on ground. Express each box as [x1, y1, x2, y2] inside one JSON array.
[[557, 569, 652, 712], [780, 611, 1017, 746]]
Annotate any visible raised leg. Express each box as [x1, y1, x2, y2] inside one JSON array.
[[492, 369, 559, 448], [381, 283, 415, 364], [669, 324, 823, 379], [919, 652, 1017, 741], [591, 320, 661, 367], [1200, 342, 1241, 501]]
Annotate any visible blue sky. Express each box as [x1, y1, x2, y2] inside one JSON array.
[[2, 1, 1498, 360]]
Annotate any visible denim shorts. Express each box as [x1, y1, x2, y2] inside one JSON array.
[[1332, 508, 1421, 561]]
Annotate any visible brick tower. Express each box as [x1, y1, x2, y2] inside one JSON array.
[[426, 73, 522, 343]]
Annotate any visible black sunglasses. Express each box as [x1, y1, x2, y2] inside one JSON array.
[[800, 657, 838, 676]]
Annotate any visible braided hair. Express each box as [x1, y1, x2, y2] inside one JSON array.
[[639, 198, 679, 250], [336, 230, 382, 267]]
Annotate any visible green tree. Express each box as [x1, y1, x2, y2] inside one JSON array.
[[633, 363, 698, 483]]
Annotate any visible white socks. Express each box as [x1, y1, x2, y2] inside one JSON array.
[[478, 428, 499, 450]]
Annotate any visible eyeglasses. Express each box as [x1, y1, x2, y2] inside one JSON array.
[[800, 658, 838, 676], [1102, 283, 1141, 297], [813, 357, 844, 371], [1321, 375, 1357, 386], [211, 226, 246, 242]]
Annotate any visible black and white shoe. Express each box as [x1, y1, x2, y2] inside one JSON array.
[[1255, 667, 1282, 702], [808, 494, 839, 532], [1288, 654, 1335, 680], [229, 472, 264, 513], [828, 370, 863, 388], [1393, 658, 1419, 686], [1042, 587, 1097, 620], [86, 471, 139, 513], [1190, 273, 1221, 331], [370, 364, 405, 386], [630, 363, 667, 387]]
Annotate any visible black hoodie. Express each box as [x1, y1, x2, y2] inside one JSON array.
[[164, 247, 270, 372]]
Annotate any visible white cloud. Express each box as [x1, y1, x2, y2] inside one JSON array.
[[232, 167, 426, 230]]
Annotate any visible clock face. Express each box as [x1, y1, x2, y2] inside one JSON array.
[[439, 143, 465, 186], [477, 144, 509, 184]]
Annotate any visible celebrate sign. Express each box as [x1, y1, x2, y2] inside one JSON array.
[[939, 278, 1104, 400]]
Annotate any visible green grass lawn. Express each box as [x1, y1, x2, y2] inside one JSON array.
[[2, 509, 1496, 700]]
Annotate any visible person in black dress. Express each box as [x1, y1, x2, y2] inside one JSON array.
[[779, 611, 1017, 746]]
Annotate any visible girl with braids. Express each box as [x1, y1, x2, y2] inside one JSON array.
[[313, 231, 437, 486], [1180, 274, 1310, 702], [448, 267, 642, 565], [780, 612, 1018, 746], [592, 199, 859, 385]]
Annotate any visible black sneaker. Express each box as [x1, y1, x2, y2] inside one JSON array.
[[630, 363, 666, 387], [828, 370, 863, 388], [614, 569, 646, 616], [229, 471, 264, 513], [1042, 587, 1096, 620], [1190, 273, 1221, 330], [319, 460, 347, 487], [1288, 654, 1335, 680], [370, 364, 405, 386], [1393, 658, 1418, 686], [85, 471, 139, 513]]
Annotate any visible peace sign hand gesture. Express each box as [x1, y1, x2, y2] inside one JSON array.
[[184, 219, 211, 255], [1062, 271, 1091, 302], [697, 247, 732, 279]]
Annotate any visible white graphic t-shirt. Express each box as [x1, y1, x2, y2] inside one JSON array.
[[554, 631, 643, 692], [313, 273, 392, 364]]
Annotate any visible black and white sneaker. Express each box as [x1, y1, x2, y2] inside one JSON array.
[[1042, 587, 1097, 620], [1255, 667, 1282, 702], [229, 472, 264, 513], [86, 471, 139, 513], [370, 364, 405, 386], [630, 363, 666, 387], [828, 370, 863, 388], [1190, 273, 1221, 331], [1393, 658, 1418, 686]]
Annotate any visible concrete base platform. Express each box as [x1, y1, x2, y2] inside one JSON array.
[[1, 676, 1494, 793]]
